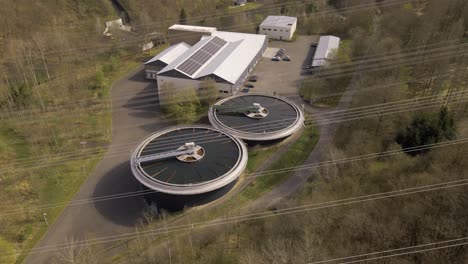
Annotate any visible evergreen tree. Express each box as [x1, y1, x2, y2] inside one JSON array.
[[396, 107, 456, 155], [179, 8, 187, 25]]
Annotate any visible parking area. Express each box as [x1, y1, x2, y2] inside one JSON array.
[[244, 35, 319, 96]]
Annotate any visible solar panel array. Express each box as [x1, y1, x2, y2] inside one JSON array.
[[177, 37, 227, 76]]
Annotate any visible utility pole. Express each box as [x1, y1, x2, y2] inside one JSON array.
[[43, 212, 49, 226], [375, 98, 386, 136]]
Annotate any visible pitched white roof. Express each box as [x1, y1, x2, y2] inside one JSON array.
[[260, 16, 297, 28], [209, 31, 266, 84], [312, 35, 341, 67], [158, 31, 267, 84], [169, 24, 217, 34], [144, 42, 191, 65]]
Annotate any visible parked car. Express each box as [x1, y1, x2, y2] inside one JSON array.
[[241, 88, 250, 93], [248, 75, 257, 82], [245, 83, 254, 88], [283, 56, 291, 61], [272, 56, 280, 61]]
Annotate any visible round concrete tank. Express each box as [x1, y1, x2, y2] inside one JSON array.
[[130, 125, 247, 211], [208, 94, 304, 141]]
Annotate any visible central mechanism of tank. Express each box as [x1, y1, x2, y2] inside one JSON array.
[[212, 103, 269, 119], [175, 142, 205, 162], [135, 142, 205, 164], [244, 103, 269, 119]]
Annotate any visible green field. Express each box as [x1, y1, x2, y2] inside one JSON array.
[[111, 124, 319, 263], [0, 52, 146, 264]]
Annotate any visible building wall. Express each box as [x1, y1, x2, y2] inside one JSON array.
[[259, 21, 296, 41], [157, 76, 233, 104], [145, 62, 167, 80], [146, 70, 158, 80]]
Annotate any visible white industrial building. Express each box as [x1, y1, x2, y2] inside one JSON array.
[[145, 27, 267, 102], [259, 16, 297, 41], [312, 35, 341, 67]]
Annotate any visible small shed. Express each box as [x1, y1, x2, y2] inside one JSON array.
[[259, 16, 297, 41], [312, 35, 341, 67]]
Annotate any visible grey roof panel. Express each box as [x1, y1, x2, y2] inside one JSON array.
[[157, 37, 212, 76], [176, 36, 227, 76], [144, 42, 191, 65]]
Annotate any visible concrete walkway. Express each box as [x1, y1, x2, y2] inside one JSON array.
[[24, 67, 168, 264]]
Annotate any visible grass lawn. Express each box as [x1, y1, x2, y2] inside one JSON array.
[[246, 144, 281, 172], [8, 50, 154, 264], [199, 126, 319, 219], [111, 124, 319, 262], [241, 125, 319, 201]]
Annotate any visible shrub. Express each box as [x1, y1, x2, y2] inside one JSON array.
[[396, 107, 455, 155]]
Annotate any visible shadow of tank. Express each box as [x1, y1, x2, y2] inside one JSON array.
[[141, 180, 237, 212]]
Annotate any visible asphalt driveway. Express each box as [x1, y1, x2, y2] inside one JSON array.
[[248, 35, 319, 95], [24, 66, 167, 264]]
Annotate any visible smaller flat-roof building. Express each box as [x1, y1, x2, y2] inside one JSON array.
[[168, 24, 217, 45], [144, 42, 191, 79], [312, 35, 341, 67], [259, 16, 297, 41]]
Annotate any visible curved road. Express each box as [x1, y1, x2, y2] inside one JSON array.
[[24, 66, 167, 264], [247, 87, 358, 212], [25, 46, 360, 263]]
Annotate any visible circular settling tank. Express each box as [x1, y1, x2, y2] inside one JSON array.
[[208, 94, 304, 141], [131, 126, 248, 201]]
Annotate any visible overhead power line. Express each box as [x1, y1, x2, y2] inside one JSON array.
[[309, 236, 468, 264], [11, 162, 468, 257], [2, 38, 465, 129], [1, 135, 467, 216], [1, 90, 466, 173]]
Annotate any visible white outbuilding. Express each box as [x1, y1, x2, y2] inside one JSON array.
[[168, 24, 217, 45], [259, 16, 297, 41], [312, 35, 341, 67]]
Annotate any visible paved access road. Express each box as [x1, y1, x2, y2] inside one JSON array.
[[247, 67, 362, 212], [24, 67, 168, 264]]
